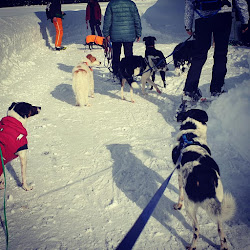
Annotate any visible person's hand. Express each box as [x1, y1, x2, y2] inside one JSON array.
[[242, 24, 249, 33], [136, 37, 140, 42], [186, 29, 193, 36], [106, 36, 110, 42]]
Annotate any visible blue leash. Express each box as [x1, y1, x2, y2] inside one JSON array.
[[116, 167, 176, 250]]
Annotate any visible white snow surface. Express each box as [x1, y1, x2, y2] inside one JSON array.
[[0, 0, 250, 249]]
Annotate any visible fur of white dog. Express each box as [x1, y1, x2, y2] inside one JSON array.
[[72, 54, 101, 107], [172, 109, 236, 250]]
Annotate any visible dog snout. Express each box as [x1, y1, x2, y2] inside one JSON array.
[[36, 106, 41, 114]]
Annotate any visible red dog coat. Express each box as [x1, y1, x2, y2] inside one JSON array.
[[0, 117, 28, 176]]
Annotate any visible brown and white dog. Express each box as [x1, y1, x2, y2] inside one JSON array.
[[0, 102, 41, 191], [172, 109, 236, 249], [72, 54, 101, 107]]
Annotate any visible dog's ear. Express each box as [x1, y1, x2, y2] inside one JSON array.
[[143, 37, 147, 42], [86, 54, 92, 60], [176, 111, 188, 122], [8, 102, 17, 110], [153, 36, 156, 41], [187, 109, 208, 123], [13, 102, 32, 118]]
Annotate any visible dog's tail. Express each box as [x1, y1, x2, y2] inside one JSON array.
[[204, 192, 236, 222]]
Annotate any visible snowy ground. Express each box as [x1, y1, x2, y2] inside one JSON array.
[[0, 0, 250, 249]]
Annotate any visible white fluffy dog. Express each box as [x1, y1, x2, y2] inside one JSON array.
[[72, 54, 101, 107]]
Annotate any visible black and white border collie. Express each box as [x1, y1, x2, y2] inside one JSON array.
[[0, 102, 41, 191], [118, 55, 161, 103], [143, 36, 168, 88], [173, 40, 194, 76], [172, 109, 235, 249]]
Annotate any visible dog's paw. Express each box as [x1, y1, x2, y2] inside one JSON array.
[[22, 184, 33, 191], [156, 88, 162, 94], [131, 99, 135, 103], [174, 203, 183, 210], [91, 94, 94, 98]]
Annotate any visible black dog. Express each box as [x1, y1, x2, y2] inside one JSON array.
[[143, 36, 168, 88], [173, 40, 195, 75], [118, 55, 162, 102]]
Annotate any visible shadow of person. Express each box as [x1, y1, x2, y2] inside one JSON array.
[[107, 143, 190, 247]]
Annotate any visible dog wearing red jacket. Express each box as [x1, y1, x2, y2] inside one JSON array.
[[0, 102, 41, 191]]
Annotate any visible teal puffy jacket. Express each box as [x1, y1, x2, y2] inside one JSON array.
[[103, 0, 142, 42]]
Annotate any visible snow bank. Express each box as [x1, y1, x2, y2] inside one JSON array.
[[0, 5, 87, 84], [143, 0, 185, 42], [208, 80, 250, 162], [0, 11, 46, 83]]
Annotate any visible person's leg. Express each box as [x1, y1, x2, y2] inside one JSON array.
[[211, 13, 232, 94], [89, 22, 96, 35], [53, 18, 63, 48], [112, 42, 122, 76], [95, 24, 102, 37], [183, 18, 212, 95], [123, 42, 133, 57]]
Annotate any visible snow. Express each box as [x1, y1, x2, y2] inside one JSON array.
[[0, 0, 250, 249]]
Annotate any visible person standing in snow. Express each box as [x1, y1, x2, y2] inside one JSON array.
[[50, 0, 66, 51], [182, 0, 249, 101], [102, 0, 142, 77], [86, 0, 103, 37]]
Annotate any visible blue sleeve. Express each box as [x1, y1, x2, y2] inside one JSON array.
[[103, 3, 112, 37]]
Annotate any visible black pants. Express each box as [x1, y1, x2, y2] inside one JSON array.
[[184, 13, 232, 94], [90, 22, 102, 37], [112, 42, 133, 75]]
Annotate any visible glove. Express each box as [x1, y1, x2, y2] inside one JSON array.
[[241, 24, 248, 33]]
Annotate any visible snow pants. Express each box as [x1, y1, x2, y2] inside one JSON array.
[[184, 12, 232, 94], [53, 17, 63, 48], [112, 42, 133, 76]]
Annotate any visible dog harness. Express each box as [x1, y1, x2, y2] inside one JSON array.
[[83, 62, 93, 71], [0, 117, 28, 175]]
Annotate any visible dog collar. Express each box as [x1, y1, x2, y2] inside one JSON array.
[[83, 62, 93, 71]]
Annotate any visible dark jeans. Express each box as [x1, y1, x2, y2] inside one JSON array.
[[184, 13, 232, 94], [90, 22, 102, 37], [112, 42, 133, 75]]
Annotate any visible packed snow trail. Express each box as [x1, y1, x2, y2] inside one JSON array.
[[0, 1, 250, 249]]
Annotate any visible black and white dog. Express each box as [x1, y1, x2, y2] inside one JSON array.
[[0, 102, 41, 191], [172, 109, 235, 250], [173, 40, 195, 76], [118, 55, 162, 103], [143, 36, 168, 88]]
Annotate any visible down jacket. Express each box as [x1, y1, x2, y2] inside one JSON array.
[[50, 0, 64, 19], [102, 0, 142, 42], [185, 0, 249, 30], [0, 117, 28, 176]]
